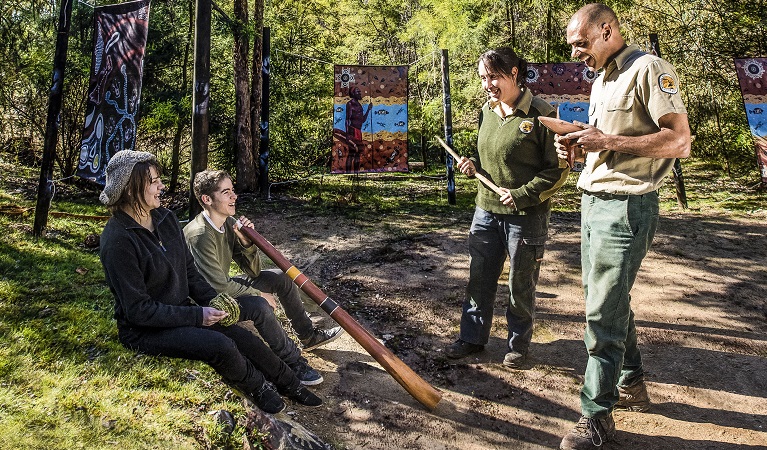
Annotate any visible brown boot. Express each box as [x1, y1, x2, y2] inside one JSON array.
[[616, 379, 651, 412], [559, 414, 615, 449]]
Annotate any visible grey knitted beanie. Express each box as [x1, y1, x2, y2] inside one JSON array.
[[99, 150, 156, 206]]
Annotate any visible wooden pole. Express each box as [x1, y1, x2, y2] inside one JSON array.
[[190, 0, 212, 218], [650, 33, 688, 209], [258, 27, 271, 195], [33, 0, 73, 237], [440, 49, 456, 205]]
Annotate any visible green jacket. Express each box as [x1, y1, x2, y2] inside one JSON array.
[[183, 213, 263, 298], [471, 88, 569, 215]]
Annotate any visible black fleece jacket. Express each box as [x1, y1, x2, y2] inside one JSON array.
[[100, 207, 217, 330]]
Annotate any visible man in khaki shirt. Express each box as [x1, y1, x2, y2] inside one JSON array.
[[555, 4, 691, 449]]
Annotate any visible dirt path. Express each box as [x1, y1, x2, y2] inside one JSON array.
[[251, 205, 767, 449]]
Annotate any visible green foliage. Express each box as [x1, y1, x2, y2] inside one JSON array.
[[1, 0, 766, 187]]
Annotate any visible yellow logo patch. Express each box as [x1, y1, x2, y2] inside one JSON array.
[[658, 73, 678, 94], [519, 120, 534, 134]]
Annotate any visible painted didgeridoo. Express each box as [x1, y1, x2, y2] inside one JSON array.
[[436, 136, 506, 196], [235, 223, 442, 410]]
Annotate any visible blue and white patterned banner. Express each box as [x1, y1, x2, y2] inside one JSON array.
[[77, 0, 150, 184]]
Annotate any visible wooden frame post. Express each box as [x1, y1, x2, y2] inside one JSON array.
[[650, 33, 688, 209], [190, 0, 212, 218], [441, 49, 456, 205], [33, 0, 74, 237]]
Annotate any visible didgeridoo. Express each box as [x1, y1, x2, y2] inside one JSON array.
[[235, 223, 442, 410], [436, 136, 505, 196]]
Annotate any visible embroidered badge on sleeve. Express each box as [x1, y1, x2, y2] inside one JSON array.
[[658, 73, 679, 94]]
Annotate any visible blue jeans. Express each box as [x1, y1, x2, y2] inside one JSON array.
[[459, 207, 549, 355], [579, 191, 658, 418]]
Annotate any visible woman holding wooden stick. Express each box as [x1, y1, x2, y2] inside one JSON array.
[[445, 47, 569, 367]]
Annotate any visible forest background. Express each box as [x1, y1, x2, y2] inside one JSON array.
[[2, 1, 767, 449], [1, 0, 766, 192]]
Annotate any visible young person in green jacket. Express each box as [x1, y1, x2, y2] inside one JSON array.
[[445, 47, 570, 367], [183, 170, 344, 377], [99, 151, 321, 414]]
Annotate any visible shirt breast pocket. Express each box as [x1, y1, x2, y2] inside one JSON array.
[[607, 95, 634, 113]]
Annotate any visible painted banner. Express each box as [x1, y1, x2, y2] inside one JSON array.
[[526, 62, 597, 171], [734, 58, 767, 183], [332, 65, 408, 173], [77, 0, 151, 184]]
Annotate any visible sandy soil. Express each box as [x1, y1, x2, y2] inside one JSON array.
[[248, 200, 767, 450]]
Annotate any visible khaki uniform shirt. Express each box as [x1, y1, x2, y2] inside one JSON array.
[[578, 44, 687, 195]]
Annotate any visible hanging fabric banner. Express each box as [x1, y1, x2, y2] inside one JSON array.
[[525, 62, 596, 171], [77, 0, 151, 185], [332, 65, 408, 173], [734, 58, 767, 183]]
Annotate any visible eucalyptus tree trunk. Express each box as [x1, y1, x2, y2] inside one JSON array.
[[250, 0, 265, 190], [169, 0, 194, 194], [234, 0, 256, 192]]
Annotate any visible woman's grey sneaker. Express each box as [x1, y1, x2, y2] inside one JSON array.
[[444, 339, 484, 359], [502, 351, 527, 368], [616, 380, 651, 412], [289, 358, 324, 386], [301, 326, 344, 351]]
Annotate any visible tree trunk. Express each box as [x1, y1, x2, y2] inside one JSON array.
[[250, 0, 265, 189], [170, 0, 194, 194], [234, 0, 256, 192]]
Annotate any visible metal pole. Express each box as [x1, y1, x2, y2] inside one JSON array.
[[650, 33, 688, 209], [33, 0, 73, 237], [258, 27, 271, 195], [441, 49, 456, 205], [190, 0, 211, 218]]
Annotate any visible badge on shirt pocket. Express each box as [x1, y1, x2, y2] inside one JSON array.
[[658, 73, 679, 94], [519, 120, 534, 134]]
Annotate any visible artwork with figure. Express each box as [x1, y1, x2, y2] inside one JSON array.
[[332, 66, 408, 173], [77, 0, 150, 185], [734, 58, 767, 183]]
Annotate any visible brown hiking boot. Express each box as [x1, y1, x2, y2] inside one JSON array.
[[559, 414, 616, 450], [616, 380, 651, 412]]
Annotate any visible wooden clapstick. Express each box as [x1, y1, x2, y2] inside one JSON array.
[[537, 116, 587, 169], [435, 136, 505, 196]]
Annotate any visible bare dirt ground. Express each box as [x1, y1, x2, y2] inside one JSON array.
[[251, 200, 767, 450]]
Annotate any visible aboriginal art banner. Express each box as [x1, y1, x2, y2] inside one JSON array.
[[77, 0, 151, 185], [332, 65, 408, 173], [734, 58, 767, 183], [526, 62, 597, 171]]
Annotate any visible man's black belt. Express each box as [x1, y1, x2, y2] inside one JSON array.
[[583, 190, 631, 200]]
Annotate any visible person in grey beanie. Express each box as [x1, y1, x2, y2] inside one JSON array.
[[98, 150, 322, 413]]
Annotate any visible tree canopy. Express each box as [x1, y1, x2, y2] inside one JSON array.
[[1, 0, 765, 185]]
